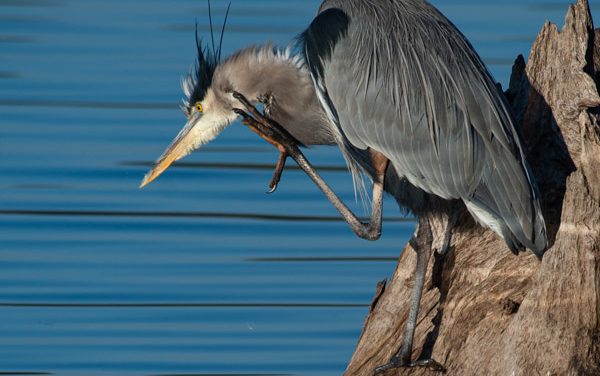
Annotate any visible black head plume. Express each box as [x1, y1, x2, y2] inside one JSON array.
[[182, 1, 231, 117]]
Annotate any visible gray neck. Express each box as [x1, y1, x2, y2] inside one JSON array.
[[213, 46, 335, 146]]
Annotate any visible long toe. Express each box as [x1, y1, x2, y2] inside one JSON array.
[[373, 356, 405, 375], [373, 357, 446, 375], [413, 358, 446, 373]]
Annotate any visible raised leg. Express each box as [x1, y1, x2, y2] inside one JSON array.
[[233, 91, 388, 241], [374, 217, 446, 374]]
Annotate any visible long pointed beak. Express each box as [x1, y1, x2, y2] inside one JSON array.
[[140, 115, 200, 188]]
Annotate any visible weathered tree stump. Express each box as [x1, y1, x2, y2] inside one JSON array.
[[345, 1, 600, 375]]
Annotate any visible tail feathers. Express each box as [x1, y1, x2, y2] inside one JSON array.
[[465, 197, 546, 257], [465, 161, 547, 257]]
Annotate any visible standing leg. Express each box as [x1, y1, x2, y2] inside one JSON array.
[[399, 218, 433, 364], [435, 210, 459, 257], [374, 217, 445, 374]]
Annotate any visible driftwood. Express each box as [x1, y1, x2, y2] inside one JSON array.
[[345, 1, 600, 375]]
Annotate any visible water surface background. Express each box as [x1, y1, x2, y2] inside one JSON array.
[[1, 1, 598, 375]]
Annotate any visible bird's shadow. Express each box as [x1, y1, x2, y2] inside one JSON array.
[[504, 54, 576, 246]]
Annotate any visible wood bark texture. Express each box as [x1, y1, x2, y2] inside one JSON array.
[[345, 1, 600, 375]]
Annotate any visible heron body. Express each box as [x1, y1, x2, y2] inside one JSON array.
[[302, 0, 546, 254], [141, 0, 547, 370]]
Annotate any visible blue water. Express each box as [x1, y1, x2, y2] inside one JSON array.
[[0, 1, 597, 375]]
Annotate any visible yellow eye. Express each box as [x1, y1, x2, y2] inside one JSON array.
[[195, 103, 203, 113]]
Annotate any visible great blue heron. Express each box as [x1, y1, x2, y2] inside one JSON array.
[[140, 0, 548, 372]]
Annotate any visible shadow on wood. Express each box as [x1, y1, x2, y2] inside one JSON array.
[[345, 1, 600, 375]]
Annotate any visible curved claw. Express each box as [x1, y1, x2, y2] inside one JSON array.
[[265, 151, 287, 195], [267, 184, 278, 194], [233, 91, 263, 119], [232, 91, 245, 102], [233, 108, 250, 120]]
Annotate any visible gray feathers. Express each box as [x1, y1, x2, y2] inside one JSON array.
[[302, 0, 547, 254], [212, 45, 336, 146], [300, 8, 350, 80]]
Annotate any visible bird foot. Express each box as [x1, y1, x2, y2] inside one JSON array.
[[374, 356, 446, 375], [232, 91, 301, 193]]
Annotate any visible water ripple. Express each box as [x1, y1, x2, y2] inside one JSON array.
[[0, 99, 173, 110], [123, 161, 348, 172], [0, 0, 63, 6], [152, 374, 291, 376], [164, 24, 304, 35], [247, 257, 397, 263], [0, 71, 20, 79], [0, 209, 414, 223], [0, 35, 37, 43], [0, 302, 367, 309]]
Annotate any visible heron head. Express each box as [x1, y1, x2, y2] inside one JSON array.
[[140, 35, 238, 189]]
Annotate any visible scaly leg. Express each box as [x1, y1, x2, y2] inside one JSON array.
[[233, 91, 388, 241], [267, 149, 287, 194], [436, 210, 459, 257], [374, 217, 446, 374]]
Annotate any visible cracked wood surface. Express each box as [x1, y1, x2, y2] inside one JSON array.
[[345, 1, 600, 375]]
